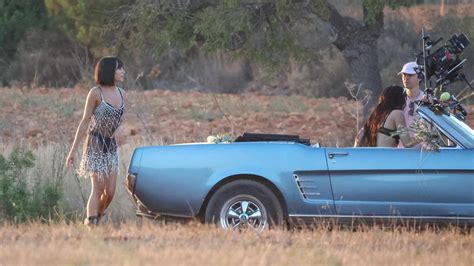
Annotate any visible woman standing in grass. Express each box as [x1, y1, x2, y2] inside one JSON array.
[[66, 56, 126, 226]]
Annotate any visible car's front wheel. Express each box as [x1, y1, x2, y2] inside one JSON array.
[[205, 180, 284, 231]]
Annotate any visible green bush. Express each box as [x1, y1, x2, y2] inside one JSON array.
[[0, 149, 62, 223]]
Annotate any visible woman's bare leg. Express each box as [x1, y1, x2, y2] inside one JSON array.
[[98, 193, 107, 216], [98, 171, 117, 217], [86, 174, 105, 219]]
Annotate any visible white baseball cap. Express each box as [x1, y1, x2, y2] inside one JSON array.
[[398, 61, 420, 75]]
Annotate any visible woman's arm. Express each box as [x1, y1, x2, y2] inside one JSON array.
[[65, 88, 99, 168], [392, 111, 421, 148]]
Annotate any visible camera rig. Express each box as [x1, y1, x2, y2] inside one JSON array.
[[415, 29, 472, 121]]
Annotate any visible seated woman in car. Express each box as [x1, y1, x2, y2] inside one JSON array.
[[354, 85, 420, 148]]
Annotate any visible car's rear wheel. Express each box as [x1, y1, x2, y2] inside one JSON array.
[[205, 180, 284, 231]]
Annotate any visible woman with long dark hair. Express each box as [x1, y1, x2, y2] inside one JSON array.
[[355, 85, 418, 147]]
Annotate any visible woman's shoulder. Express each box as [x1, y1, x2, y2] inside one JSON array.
[[87, 86, 101, 100], [385, 109, 405, 125], [89, 86, 101, 93], [389, 109, 407, 125], [389, 109, 404, 118], [387, 109, 405, 119]]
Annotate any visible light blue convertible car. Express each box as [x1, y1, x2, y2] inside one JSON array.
[[125, 105, 474, 231]]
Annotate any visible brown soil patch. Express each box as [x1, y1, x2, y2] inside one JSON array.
[[0, 87, 472, 148]]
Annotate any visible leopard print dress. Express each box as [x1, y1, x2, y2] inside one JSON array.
[[78, 87, 124, 181]]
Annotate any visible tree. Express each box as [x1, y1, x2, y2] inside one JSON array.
[[0, 0, 48, 84], [44, 0, 132, 54], [109, 0, 413, 108], [43, 0, 134, 86], [0, 0, 48, 61], [314, 0, 411, 108]]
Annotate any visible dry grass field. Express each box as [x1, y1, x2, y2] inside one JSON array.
[[0, 222, 473, 266], [0, 86, 473, 265]]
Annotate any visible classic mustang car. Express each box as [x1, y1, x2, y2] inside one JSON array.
[[125, 105, 474, 231]]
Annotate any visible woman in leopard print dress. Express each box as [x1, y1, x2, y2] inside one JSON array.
[[66, 56, 126, 226]]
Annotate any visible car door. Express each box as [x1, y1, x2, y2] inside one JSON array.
[[326, 147, 474, 218]]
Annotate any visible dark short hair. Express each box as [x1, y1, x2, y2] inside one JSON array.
[[94, 56, 124, 86]]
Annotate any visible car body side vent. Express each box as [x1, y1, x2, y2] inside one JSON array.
[[293, 174, 321, 200]]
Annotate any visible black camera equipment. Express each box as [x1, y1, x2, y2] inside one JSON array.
[[417, 31, 470, 89], [416, 29, 472, 121]]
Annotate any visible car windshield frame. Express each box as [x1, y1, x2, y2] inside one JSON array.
[[418, 105, 474, 149]]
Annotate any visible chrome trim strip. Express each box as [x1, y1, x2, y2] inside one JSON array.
[[304, 192, 321, 196], [288, 214, 474, 220]]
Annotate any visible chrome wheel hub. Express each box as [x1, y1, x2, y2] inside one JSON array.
[[219, 195, 267, 231]]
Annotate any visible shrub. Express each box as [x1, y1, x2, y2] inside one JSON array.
[[0, 148, 62, 223]]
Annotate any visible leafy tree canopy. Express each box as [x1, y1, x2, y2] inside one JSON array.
[[103, 0, 417, 111], [44, 0, 132, 53], [107, 0, 413, 68], [6, 0, 420, 102], [43, 0, 415, 69], [0, 0, 48, 63]]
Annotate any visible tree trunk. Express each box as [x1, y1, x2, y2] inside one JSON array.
[[341, 34, 382, 117], [323, 2, 384, 117]]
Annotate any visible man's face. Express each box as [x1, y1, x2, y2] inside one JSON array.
[[401, 73, 420, 90]]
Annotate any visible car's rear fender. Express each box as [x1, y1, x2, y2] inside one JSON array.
[[131, 143, 333, 218], [128, 148, 143, 176], [125, 148, 143, 195], [134, 153, 289, 217]]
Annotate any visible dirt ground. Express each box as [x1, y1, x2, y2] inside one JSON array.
[[0, 87, 366, 147], [1, 87, 472, 148]]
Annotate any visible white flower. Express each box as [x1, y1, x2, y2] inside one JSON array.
[[207, 134, 233, 144], [207, 136, 217, 143]]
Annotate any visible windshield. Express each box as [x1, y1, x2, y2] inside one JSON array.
[[418, 106, 474, 148], [443, 113, 474, 140]]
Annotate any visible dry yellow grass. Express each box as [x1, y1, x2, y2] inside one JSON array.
[[0, 221, 473, 266]]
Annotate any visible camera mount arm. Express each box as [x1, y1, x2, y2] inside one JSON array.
[[421, 28, 432, 96]]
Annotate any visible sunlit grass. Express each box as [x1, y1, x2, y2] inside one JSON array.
[[0, 221, 472, 265]]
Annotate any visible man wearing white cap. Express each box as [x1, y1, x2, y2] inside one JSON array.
[[398, 61, 424, 148]]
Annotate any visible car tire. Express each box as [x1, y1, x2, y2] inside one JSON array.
[[205, 180, 284, 231]]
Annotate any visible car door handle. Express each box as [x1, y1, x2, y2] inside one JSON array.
[[328, 152, 349, 159]]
